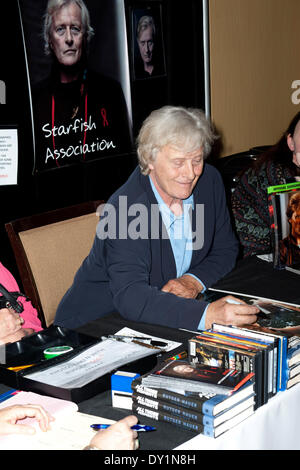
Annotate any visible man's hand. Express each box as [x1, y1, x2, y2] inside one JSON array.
[[161, 275, 203, 299], [89, 415, 139, 450], [0, 405, 54, 435], [205, 295, 259, 330]]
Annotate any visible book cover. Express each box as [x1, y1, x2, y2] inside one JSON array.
[[132, 402, 204, 433], [132, 391, 255, 428], [188, 335, 262, 408], [140, 360, 254, 396], [287, 372, 300, 389], [237, 324, 289, 391], [132, 402, 255, 438], [287, 362, 300, 380], [132, 393, 204, 423], [211, 323, 278, 396], [287, 343, 300, 368], [131, 379, 255, 416], [190, 330, 270, 405], [267, 182, 300, 273], [203, 406, 255, 438]]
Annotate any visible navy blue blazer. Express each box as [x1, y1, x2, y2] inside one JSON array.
[[55, 164, 239, 330]]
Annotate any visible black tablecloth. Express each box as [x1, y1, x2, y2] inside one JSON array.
[[212, 256, 300, 305], [76, 314, 198, 450]]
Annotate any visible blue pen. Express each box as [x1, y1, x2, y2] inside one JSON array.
[[90, 424, 156, 432], [0, 389, 19, 404]]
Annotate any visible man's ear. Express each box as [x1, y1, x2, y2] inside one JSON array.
[[287, 134, 295, 152]]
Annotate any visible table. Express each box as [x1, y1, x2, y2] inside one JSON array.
[[175, 383, 300, 450], [1, 256, 299, 450], [76, 255, 300, 450], [211, 255, 300, 305]]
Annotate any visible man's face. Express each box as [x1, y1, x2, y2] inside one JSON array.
[[49, 3, 84, 67], [290, 207, 300, 239], [287, 120, 300, 169], [138, 27, 154, 65], [149, 145, 204, 204]]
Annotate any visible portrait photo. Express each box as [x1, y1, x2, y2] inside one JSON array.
[[18, 0, 133, 173], [130, 3, 166, 81]]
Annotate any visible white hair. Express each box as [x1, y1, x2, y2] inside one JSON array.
[[137, 106, 217, 175]]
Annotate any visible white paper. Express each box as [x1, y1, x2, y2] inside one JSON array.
[[0, 411, 114, 450], [0, 391, 115, 450], [0, 128, 18, 185], [209, 288, 300, 308], [115, 327, 182, 352], [26, 338, 157, 389]]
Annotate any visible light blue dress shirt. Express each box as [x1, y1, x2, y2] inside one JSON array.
[[149, 177, 207, 329]]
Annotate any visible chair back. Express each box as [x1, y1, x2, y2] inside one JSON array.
[[5, 201, 103, 327]]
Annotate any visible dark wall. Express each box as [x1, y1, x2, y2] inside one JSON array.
[[0, 0, 206, 281]]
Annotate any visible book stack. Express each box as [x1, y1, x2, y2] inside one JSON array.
[[203, 322, 300, 394], [131, 360, 255, 437], [204, 288, 300, 393], [286, 337, 300, 388]]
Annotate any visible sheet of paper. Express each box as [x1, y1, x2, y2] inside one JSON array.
[[209, 288, 300, 308], [25, 338, 157, 389], [0, 391, 115, 450], [0, 390, 78, 417], [0, 128, 18, 185], [0, 412, 114, 450], [115, 327, 182, 352]]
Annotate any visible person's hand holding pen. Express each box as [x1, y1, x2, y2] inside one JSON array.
[[205, 296, 259, 330], [87, 415, 140, 451]]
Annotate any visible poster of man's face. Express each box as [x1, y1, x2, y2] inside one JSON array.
[[19, 0, 132, 172], [131, 4, 166, 81]]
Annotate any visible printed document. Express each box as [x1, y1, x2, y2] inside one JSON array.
[[26, 338, 157, 389]]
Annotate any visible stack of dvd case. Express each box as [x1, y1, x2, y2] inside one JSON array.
[[188, 326, 276, 409], [190, 323, 300, 399], [283, 335, 300, 389]]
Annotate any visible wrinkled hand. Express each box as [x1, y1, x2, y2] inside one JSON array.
[[0, 308, 24, 340], [0, 405, 54, 435], [161, 275, 203, 299], [205, 295, 259, 330], [0, 328, 34, 345], [89, 415, 139, 450]]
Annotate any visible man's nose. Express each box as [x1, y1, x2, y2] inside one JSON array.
[[65, 28, 74, 44], [183, 162, 195, 179]]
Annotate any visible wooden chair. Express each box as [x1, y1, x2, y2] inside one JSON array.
[[5, 200, 103, 328]]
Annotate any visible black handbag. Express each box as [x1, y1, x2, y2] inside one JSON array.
[[0, 283, 28, 313]]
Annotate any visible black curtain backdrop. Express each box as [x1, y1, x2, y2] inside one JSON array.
[[0, 0, 206, 283]]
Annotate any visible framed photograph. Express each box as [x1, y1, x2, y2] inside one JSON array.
[[130, 3, 166, 81], [18, 0, 133, 173]]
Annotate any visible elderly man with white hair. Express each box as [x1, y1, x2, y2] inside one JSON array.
[[55, 105, 259, 330]]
